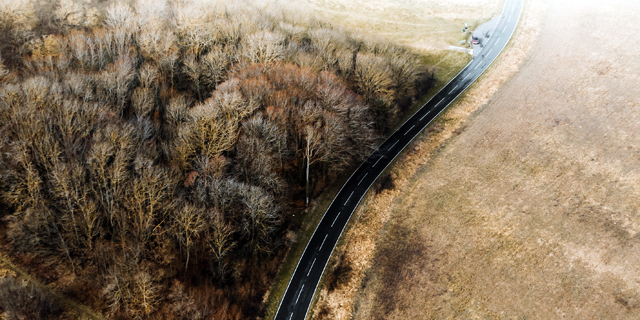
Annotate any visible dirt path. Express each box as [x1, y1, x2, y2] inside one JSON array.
[[0, 254, 105, 320], [353, 0, 640, 318]]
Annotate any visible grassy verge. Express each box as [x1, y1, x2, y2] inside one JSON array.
[[348, 0, 549, 318], [261, 167, 356, 319], [262, 48, 473, 320], [262, 1, 508, 317], [392, 51, 471, 132]]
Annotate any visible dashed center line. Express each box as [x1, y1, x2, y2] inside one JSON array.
[[435, 100, 443, 107], [307, 258, 316, 276], [487, 48, 493, 56], [449, 85, 459, 94], [288, 313, 293, 320], [474, 63, 481, 70], [345, 191, 354, 204], [331, 211, 340, 227], [404, 125, 415, 136], [389, 140, 399, 150], [320, 234, 328, 250], [463, 74, 471, 81], [295, 285, 304, 304], [358, 173, 368, 185], [419, 110, 431, 121], [372, 155, 383, 167]]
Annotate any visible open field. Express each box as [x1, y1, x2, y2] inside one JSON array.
[[262, 1, 504, 318], [302, 0, 536, 318], [353, 0, 640, 318], [288, 0, 505, 89], [293, 0, 503, 52]]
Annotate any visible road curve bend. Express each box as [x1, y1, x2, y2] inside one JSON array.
[[274, 1, 523, 319]]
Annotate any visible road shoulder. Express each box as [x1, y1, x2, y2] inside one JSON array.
[[309, 0, 546, 319]]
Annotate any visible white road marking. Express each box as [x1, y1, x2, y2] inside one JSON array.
[[320, 235, 328, 249], [276, 3, 522, 319], [345, 191, 354, 204], [295, 285, 304, 304], [331, 212, 340, 227], [435, 100, 443, 107], [463, 74, 471, 81], [307, 258, 316, 276], [358, 173, 368, 185], [390, 140, 399, 150], [449, 85, 459, 94], [419, 110, 432, 121], [404, 125, 415, 136], [372, 155, 383, 167], [487, 48, 493, 56]]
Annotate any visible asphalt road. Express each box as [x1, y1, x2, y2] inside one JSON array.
[[274, 1, 523, 319]]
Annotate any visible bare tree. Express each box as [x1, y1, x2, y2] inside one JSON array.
[[236, 115, 287, 193], [243, 30, 285, 64], [174, 82, 257, 168], [173, 202, 205, 271], [206, 209, 235, 280], [200, 45, 233, 92], [124, 158, 175, 248], [103, 265, 160, 319], [132, 87, 155, 118], [0, 55, 9, 80], [0, 2, 435, 319], [105, 2, 135, 29], [2, 149, 43, 214], [95, 53, 135, 114], [49, 161, 101, 250], [354, 52, 394, 102], [87, 125, 135, 234], [240, 184, 280, 255], [0, 276, 63, 320]]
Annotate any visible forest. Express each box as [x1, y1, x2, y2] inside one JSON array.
[[0, 0, 432, 318]]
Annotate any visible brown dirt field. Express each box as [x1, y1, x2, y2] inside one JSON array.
[[352, 0, 640, 319]]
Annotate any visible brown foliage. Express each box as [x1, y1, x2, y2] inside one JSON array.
[[0, 0, 433, 318], [0, 276, 63, 320]]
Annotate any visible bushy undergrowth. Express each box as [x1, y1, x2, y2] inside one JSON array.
[[0, 0, 432, 318], [0, 276, 64, 320]]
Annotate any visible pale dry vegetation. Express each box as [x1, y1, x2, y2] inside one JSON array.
[[341, 0, 640, 319], [312, 0, 546, 319], [291, 0, 502, 52], [0, 0, 434, 318], [0, 276, 64, 320]]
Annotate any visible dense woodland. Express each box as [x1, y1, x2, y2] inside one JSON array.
[[0, 0, 432, 318]]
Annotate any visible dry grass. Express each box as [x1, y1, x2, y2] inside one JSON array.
[[310, 0, 546, 319], [0, 253, 103, 320], [290, 0, 503, 53], [350, 0, 640, 318]]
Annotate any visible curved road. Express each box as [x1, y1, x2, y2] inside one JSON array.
[[275, 1, 523, 319]]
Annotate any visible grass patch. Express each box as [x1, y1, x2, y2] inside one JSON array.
[[262, 1, 505, 318], [261, 166, 355, 319], [262, 49, 470, 319]]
